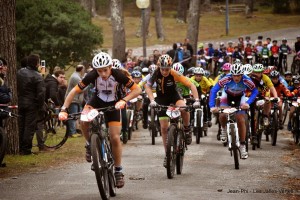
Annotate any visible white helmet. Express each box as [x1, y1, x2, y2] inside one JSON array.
[[92, 52, 112, 69], [149, 64, 158, 75], [157, 54, 172, 68], [252, 63, 265, 72], [194, 67, 205, 75], [142, 67, 149, 73], [243, 64, 253, 75], [230, 63, 244, 75], [112, 59, 122, 69], [234, 59, 241, 63], [172, 62, 184, 75]]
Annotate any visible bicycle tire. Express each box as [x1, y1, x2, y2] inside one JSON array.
[[271, 111, 278, 146], [91, 134, 110, 200], [176, 130, 184, 175], [43, 118, 68, 149], [107, 144, 116, 197], [166, 124, 177, 179], [292, 114, 300, 144], [195, 110, 202, 144], [282, 101, 289, 125], [0, 127, 7, 165], [230, 124, 239, 170], [150, 108, 156, 145]]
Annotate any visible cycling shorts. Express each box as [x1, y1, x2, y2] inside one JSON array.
[[220, 90, 246, 113], [84, 94, 121, 126], [155, 92, 182, 118]]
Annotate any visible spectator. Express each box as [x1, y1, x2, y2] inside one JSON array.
[[44, 70, 66, 107], [0, 58, 12, 127], [184, 38, 194, 58], [65, 65, 85, 138], [17, 54, 45, 155]]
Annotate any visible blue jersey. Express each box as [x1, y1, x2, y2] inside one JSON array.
[[209, 74, 258, 108]]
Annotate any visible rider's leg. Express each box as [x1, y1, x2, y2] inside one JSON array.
[[160, 118, 169, 152], [109, 124, 122, 167], [236, 113, 246, 142]]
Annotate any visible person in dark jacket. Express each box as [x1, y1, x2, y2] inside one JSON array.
[[17, 54, 45, 155], [0, 58, 12, 127], [44, 70, 66, 107]]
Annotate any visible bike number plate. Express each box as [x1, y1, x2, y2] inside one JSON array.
[[80, 109, 99, 122], [166, 107, 181, 119]]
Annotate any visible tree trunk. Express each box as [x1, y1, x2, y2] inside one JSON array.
[[245, 0, 254, 16], [76, 0, 97, 17], [0, 0, 18, 154], [106, 0, 111, 20], [176, 0, 188, 23], [111, 0, 126, 61], [186, 0, 200, 65], [136, 3, 152, 38], [153, 0, 165, 41], [202, 0, 211, 12]]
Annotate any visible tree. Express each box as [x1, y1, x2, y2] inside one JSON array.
[[273, 0, 291, 14], [16, 0, 103, 73], [136, 2, 152, 38], [0, 0, 19, 154], [75, 0, 97, 17], [153, 0, 165, 41], [186, 0, 200, 65], [176, 0, 188, 23], [245, 0, 254, 16], [111, 0, 126, 60]]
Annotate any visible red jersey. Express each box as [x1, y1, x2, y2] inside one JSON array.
[[270, 45, 279, 55]]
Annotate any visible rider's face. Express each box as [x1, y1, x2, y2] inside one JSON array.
[[97, 66, 112, 80], [271, 77, 279, 84], [232, 75, 242, 83], [194, 74, 203, 81], [252, 71, 263, 79], [160, 67, 171, 77]]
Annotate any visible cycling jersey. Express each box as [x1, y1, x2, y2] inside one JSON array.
[[147, 69, 192, 97], [272, 82, 292, 98], [209, 74, 258, 108], [255, 45, 263, 54], [77, 68, 137, 102], [227, 47, 234, 53], [213, 73, 227, 85], [270, 45, 279, 55], [190, 76, 212, 94], [244, 47, 253, 56], [279, 44, 291, 53], [261, 47, 270, 56], [177, 78, 199, 97], [250, 74, 273, 96], [279, 76, 289, 88], [139, 73, 156, 91]]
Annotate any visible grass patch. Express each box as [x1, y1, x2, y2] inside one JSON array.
[[0, 137, 85, 179]]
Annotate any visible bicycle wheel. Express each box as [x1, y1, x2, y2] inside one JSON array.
[[166, 124, 177, 179], [0, 128, 7, 165], [230, 124, 239, 170], [292, 114, 300, 145], [43, 117, 68, 149], [282, 101, 289, 125], [107, 144, 116, 197], [176, 130, 185, 175], [271, 112, 278, 146], [90, 134, 110, 200], [150, 108, 156, 145], [194, 110, 202, 144]]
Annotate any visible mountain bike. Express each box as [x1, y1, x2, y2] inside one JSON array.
[[70, 106, 116, 200], [39, 101, 68, 149], [0, 105, 19, 166], [282, 52, 288, 72], [265, 98, 279, 146], [155, 104, 192, 179], [218, 106, 243, 170], [149, 106, 161, 145], [282, 97, 290, 125], [290, 97, 300, 145]]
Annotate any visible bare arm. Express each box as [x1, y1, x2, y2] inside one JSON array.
[[270, 86, 278, 98], [144, 84, 155, 101]]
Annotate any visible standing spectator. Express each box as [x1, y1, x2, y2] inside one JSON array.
[[65, 65, 85, 138], [44, 70, 66, 107], [167, 43, 178, 62], [0, 58, 12, 127], [184, 38, 194, 58], [17, 54, 45, 155]]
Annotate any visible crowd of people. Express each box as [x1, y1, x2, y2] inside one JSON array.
[[0, 34, 299, 190]]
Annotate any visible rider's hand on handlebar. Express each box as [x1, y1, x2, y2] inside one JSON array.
[[210, 107, 218, 113], [150, 100, 157, 107], [240, 103, 250, 110], [58, 111, 68, 121], [115, 99, 126, 109], [193, 99, 200, 108]]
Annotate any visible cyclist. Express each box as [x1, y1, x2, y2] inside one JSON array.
[[278, 38, 292, 72], [244, 43, 254, 63], [139, 64, 158, 129], [204, 70, 214, 85], [261, 42, 270, 67], [269, 70, 292, 129], [243, 64, 253, 76], [191, 67, 213, 127], [144, 54, 200, 167], [270, 40, 280, 66], [288, 77, 300, 131], [249, 63, 278, 144], [58, 52, 142, 188], [209, 63, 259, 159], [131, 70, 143, 115], [213, 63, 231, 85], [232, 46, 243, 63], [284, 71, 294, 91]]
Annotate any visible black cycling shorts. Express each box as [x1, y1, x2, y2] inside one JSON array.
[[86, 94, 121, 124], [155, 92, 182, 118]]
